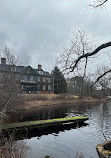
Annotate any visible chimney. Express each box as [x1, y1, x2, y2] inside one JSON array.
[[38, 64, 42, 70], [1, 58, 6, 64]]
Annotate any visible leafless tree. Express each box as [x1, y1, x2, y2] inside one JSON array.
[[58, 28, 111, 88], [3, 46, 20, 65], [58, 29, 95, 75], [0, 47, 22, 113], [58, 0, 111, 87], [0, 47, 23, 148], [67, 75, 95, 96], [92, 66, 111, 96], [90, 0, 109, 8], [0, 73, 21, 112]]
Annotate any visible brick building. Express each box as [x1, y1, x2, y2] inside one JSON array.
[[0, 58, 54, 93]]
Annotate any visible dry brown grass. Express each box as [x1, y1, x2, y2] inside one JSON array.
[[19, 96, 100, 110], [23, 93, 58, 101], [0, 132, 27, 158], [10, 93, 107, 111], [24, 94, 79, 101]]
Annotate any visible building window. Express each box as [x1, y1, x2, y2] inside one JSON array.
[[30, 76, 34, 81], [27, 75, 29, 80], [15, 74, 19, 80], [43, 77, 45, 82], [48, 78, 51, 83], [37, 84, 40, 91], [43, 85, 45, 90], [38, 71, 43, 75], [11, 67, 16, 72], [48, 85, 51, 90], [21, 75, 27, 81], [37, 77, 40, 82]]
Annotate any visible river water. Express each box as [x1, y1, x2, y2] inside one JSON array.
[[16, 101, 111, 158]]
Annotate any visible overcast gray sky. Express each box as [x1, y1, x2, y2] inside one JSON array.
[[0, 0, 111, 72]]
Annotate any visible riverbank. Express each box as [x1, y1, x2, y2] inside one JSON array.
[[15, 94, 108, 110], [4, 94, 108, 123]]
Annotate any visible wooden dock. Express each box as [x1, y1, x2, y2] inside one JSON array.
[[3, 116, 88, 132]]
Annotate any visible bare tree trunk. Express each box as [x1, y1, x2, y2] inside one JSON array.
[[0, 112, 3, 134]]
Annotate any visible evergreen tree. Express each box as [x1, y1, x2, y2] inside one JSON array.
[[51, 66, 67, 94]]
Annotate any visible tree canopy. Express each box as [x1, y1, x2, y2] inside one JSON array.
[[51, 66, 67, 94]]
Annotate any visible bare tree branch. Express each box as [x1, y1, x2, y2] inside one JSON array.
[[0, 47, 22, 112], [90, 0, 109, 8], [59, 28, 111, 89], [71, 41, 111, 72], [91, 68, 111, 88], [3, 46, 20, 65], [58, 29, 94, 75]]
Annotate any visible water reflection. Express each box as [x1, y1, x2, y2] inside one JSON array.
[[4, 122, 88, 141], [8, 102, 97, 122], [13, 101, 111, 158]]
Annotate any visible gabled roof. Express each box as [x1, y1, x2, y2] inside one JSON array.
[[0, 64, 25, 73], [21, 66, 39, 76], [43, 71, 53, 77], [34, 69, 53, 77], [16, 66, 25, 73], [0, 64, 9, 71], [0, 64, 53, 78]]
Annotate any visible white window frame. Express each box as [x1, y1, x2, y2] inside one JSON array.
[[43, 85, 45, 90], [48, 85, 51, 90]]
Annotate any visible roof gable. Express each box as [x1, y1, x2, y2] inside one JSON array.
[[21, 66, 38, 76], [34, 69, 53, 77], [0, 64, 53, 77]]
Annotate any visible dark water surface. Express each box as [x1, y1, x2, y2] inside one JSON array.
[[16, 101, 111, 158]]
